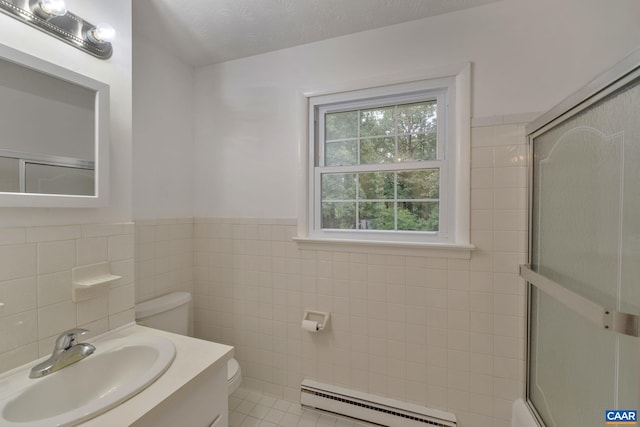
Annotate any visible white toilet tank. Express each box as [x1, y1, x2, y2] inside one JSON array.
[[135, 292, 192, 335], [136, 291, 242, 395]]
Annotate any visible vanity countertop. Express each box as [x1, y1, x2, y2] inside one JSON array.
[[80, 324, 233, 426]]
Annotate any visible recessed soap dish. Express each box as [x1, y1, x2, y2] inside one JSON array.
[[72, 262, 121, 302]]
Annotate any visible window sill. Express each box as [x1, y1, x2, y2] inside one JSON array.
[[293, 236, 475, 259]]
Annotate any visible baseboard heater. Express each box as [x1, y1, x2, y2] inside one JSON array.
[[300, 380, 457, 427]]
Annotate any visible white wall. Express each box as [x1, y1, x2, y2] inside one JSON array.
[[0, 0, 132, 226], [132, 33, 195, 219], [193, 0, 640, 218]]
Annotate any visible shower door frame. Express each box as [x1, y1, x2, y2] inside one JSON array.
[[523, 48, 640, 426]]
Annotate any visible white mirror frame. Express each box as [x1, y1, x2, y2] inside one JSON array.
[[0, 43, 109, 208]]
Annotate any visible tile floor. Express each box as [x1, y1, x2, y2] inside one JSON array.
[[229, 388, 371, 427]]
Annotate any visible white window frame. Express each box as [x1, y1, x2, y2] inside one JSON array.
[[295, 63, 473, 255]]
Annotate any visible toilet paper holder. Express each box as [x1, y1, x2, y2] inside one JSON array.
[[302, 310, 330, 332]]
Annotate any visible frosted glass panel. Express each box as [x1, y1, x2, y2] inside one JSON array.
[[530, 289, 616, 427], [529, 77, 640, 426]]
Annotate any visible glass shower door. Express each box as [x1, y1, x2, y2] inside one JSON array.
[[525, 54, 640, 427]]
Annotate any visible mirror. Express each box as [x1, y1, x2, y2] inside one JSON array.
[[0, 43, 109, 207]]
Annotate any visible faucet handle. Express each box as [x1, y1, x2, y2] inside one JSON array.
[[54, 328, 90, 351]]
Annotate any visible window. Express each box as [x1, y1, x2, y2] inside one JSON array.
[[299, 65, 471, 250]]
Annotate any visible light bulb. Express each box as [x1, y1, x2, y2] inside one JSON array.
[[38, 0, 67, 17], [87, 23, 116, 44]]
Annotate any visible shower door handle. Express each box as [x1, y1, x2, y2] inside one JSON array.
[[520, 264, 640, 338]]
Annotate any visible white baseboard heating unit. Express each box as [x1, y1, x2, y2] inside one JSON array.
[[300, 380, 457, 427]]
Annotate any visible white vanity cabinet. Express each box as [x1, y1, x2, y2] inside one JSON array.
[[80, 325, 233, 427], [132, 363, 228, 427]]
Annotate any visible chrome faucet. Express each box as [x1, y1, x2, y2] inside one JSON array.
[[29, 328, 96, 378]]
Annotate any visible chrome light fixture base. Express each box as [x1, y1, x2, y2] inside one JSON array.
[[0, 0, 113, 59]]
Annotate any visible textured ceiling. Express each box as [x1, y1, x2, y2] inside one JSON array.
[[133, 0, 499, 67]]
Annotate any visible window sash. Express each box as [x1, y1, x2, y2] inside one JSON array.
[[314, 166, 447, 234], [307, 77, 462, 244], [316, 90, 447, 168], [320, 171, 440, 233], [314, 92, 449, 239]]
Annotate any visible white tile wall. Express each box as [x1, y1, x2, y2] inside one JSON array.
[[0, 223, 135, 374], [134, 218, 194, 304], [189, 122, 529, 427]]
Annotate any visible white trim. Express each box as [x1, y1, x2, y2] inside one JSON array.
[[301, 62, 471, 99], [297, 91, 310, 239], [453, 64, 470, 245], [293, 236, 474, 259], [297, 62, 471, 248], [312, 84, 451, 241], [0, 43, 109, 208]]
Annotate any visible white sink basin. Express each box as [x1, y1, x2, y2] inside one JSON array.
[[0, 335, 175, 427]]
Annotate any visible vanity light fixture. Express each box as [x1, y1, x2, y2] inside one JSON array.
[[0, 0, 114, 59]]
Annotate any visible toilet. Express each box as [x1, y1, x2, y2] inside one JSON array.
[[135, 291, 242, 395]]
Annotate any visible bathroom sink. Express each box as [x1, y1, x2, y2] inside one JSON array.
[[0, 335, 175, 426]]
